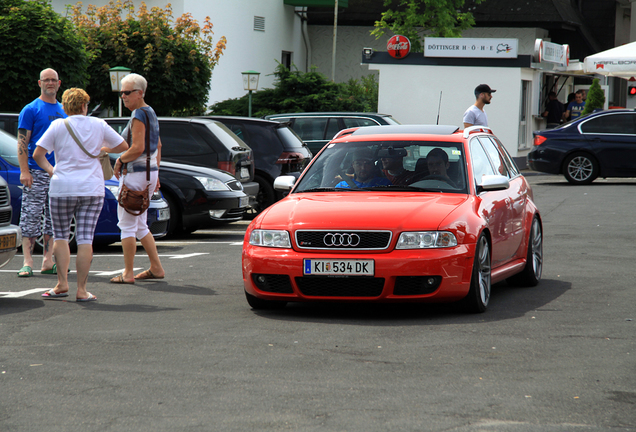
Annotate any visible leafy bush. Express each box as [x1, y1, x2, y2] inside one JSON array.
[[208, 65, 379, 117], [581, 78, 605, 116], [0, 0, 88, 112]]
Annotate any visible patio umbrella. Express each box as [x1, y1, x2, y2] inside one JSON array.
[[583, 41, 636, 80]]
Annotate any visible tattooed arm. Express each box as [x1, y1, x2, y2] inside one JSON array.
[[17, 128, 33, 188]]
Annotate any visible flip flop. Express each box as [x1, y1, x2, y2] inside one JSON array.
[[41, 264, 58, 275], [134, 269, 164, 280], [18, 266, 33, 277], [76, 293, 97, 302], [110, 274, 134, 284], [41, 289, 69, 298]]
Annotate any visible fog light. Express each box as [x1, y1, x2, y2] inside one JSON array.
[[257, 275, 266, 284], [209, 210, 226, 219], [426, 277, 437, 286]]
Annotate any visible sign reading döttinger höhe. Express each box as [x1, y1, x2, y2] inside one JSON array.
[[387, 35, 411, 59]]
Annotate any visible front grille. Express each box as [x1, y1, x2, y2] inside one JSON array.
[[393, 276, 442, 295], [252, 274, 294, 293], [295, 277, 385, 297], [226, 180, 243, 191], [223, 207, 245, 219], [150, 220, 168, 235], [0, 186, 8, 206], [296, 230, 392, 250]]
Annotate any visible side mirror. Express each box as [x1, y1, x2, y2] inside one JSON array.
[[477, 175, 510, 193], [273, 175, 296, 192]]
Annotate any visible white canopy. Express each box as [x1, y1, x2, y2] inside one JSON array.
[[583, 41, 636, 80]]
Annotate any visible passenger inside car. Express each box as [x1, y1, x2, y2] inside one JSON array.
[[335, 148, 392, 189], [425, 148, 458, 188]]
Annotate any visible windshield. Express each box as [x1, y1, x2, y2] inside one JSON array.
[[294, 140, 467, 194]]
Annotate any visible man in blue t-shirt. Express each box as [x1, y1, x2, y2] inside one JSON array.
[[336, 148, 392, 188], [16, 68, 67, 277], [564, 90, 586, 122]]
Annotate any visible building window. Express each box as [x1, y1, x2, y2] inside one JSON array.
[[254, 16, 265, 32], [281, 51, 292, 70]]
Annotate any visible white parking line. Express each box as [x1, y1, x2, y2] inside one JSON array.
[[168, 253, 208, 259], [0, 288, 49, 298]]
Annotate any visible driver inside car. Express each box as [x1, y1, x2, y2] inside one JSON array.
[[335, 148, 392, 189], [426, 148, 457, 187]]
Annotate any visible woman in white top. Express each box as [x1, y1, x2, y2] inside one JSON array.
[[34, 88, 128, 301], [110, 73, 165, 284]]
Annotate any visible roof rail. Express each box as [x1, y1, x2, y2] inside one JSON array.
[[333, 127, 359, 140], [462, 125, 493, 138], [348, 125, 459, 136]]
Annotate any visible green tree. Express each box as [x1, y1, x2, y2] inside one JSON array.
[[208, 65, 379, 117], [70, 0, 226, 116], [371, 0, 483, 52], [581, 78, 605, 116], [0, 0, 88, 112]]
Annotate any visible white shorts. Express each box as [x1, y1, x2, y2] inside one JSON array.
[[117, 171, 159, 240]]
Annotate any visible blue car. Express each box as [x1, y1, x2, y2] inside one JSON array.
[[0, 128, 169, 249], [529, 109, 636, 184]]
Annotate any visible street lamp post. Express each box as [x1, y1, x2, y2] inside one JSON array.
[[109, 66, 132, 117], [241, 70, 260, 117]]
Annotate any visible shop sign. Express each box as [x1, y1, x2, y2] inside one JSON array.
[[424, 37, 518, 59], [387, 35, 411, 59], [533, 39, 569, 66]]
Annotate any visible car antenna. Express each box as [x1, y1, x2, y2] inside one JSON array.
[[436, 91, 442, 125]]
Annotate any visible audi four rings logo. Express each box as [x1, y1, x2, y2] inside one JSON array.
[[323, 233, 361, 247]]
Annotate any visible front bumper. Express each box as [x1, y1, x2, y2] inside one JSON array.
[[0, 224, 22, 269], [241, 181, 259, 208], [242, 244, 476, 303]]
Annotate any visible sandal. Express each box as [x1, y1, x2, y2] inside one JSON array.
[[18, 266, 33, 278], [110, 274, 134, 284]]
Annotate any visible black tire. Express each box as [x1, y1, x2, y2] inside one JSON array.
[[245, 291, 287, 310], [163, 193, 182, 237], [507, 216, 543, 287], [35, 215, 77, 253], [563, 152, 598, 185], [462, 233, 491, 313], [249, 174, 276, 215]]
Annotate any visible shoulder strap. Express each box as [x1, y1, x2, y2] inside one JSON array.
[[64, 118, 98, 159]]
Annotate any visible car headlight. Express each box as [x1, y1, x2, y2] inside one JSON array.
[[249, 229, 291, 248], [396, 231, 457, 249], [105, 185, 120, 199], [195, 176, 231, 191]]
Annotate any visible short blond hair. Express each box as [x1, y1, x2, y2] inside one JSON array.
[[62, 88, 90, 115]]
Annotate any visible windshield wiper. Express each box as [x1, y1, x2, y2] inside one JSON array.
[[298, 187, 359, 193], [361, 185, 443, 192]]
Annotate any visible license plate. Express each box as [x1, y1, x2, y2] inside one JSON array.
[[239, 196, 249, 208], [303, 259, 374, 276], [0, 233, 17, 251], [157, 208, 170, 221], [240, 167, 250, 180]]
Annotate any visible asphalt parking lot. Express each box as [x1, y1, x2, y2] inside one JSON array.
[[0, 174, 635, 432]]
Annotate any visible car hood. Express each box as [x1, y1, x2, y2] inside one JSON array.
[[256, 192, 470, 231], [160, 161, 236, 182]]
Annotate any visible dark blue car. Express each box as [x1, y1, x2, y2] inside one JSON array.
[[0, 129, 169, 249], [528, 109, 636, 184]]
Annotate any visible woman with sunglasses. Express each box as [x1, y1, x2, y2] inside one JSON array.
[[110, 73, 165, 284]]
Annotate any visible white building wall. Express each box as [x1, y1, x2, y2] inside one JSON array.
[[368, 63, 532, 158], [50, 0, 307, 107]]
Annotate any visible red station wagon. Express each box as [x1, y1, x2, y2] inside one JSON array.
[[242, 125, 543, 313]]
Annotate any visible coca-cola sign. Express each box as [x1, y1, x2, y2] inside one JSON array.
[[387, 35, 411, 59]]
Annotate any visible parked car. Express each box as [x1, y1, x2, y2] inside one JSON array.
[[528, 109, 636, 184], [0, 113, 19, 137], [264, 112, 400, 155], [242, 125, 543, 313], [105, 117, 259, 208], [198, 116, 312, 213], [154, 160, 249, 236], [0, 129, 169, 249], [0, 175, 22, 268]]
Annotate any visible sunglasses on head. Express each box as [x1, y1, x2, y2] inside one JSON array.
[[120, 89, 141, 96]]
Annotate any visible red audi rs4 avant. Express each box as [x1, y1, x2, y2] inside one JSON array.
[[242, 125, 542, 313]]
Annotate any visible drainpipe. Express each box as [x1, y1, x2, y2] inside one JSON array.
[[296, 7, 311, 73]]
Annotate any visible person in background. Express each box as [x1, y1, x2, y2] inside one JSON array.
[[542, 91, 565, 129], [463, 84, 496, 128], [564, 90, 586, 122], [110, 73, 165, 284], [34, 88, 128, 301], [16, 68, 66, 278]]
